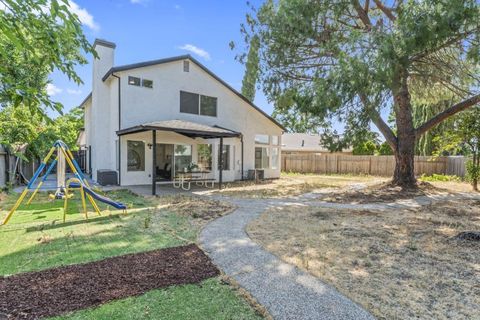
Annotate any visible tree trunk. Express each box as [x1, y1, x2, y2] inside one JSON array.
[[392, 67, 417, 188]]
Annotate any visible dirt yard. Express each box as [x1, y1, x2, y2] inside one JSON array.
[[247, 198, 480, 320], [211, 174, 387, 198]]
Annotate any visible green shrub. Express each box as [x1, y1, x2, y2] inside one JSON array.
[[465, 160, 480, 189], [419, 174, 461, 182]]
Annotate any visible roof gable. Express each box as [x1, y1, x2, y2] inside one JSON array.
[[102, 55, 285, 131]]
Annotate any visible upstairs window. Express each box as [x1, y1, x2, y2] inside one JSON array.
[[200, 95, 217, 117], [183, 60, 190, 72], [128, 76, 141, 86], [142, 79, 153, 88], [180, 91, 217, 117], [180, 91, 199, 114]]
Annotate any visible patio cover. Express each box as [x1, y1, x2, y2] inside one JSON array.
[[116, 119, 241, 139]]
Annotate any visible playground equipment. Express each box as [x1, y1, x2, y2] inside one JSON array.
[[1, 140, 126, 225]]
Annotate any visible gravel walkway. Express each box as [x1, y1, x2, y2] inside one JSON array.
[[199, 198, 375, 320]]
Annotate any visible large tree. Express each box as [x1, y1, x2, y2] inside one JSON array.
[[0, 0, 95, 116], [242, 0, 480, 187]]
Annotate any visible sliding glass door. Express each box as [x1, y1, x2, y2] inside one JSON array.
[[174, 144, 192, 174]]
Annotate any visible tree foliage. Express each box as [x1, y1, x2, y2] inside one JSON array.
[[319, 129, 348, 153], [0, 105, 83, 160], [241, 0, 480, 187], [240, 35, 260, 102], [0, 0, 95, 116], [272, 89, 327, 133], [434, 106, 480, 190]]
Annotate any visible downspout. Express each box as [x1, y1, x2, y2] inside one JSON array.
[[241, 135, 244, 181], [112, 73, 121, 185]]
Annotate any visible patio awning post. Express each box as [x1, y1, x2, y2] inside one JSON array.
[[152, 130, 156, 196], [219, 137, 223, 190]]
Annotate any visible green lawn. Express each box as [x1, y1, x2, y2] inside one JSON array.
[[0, 190, 262, 320]]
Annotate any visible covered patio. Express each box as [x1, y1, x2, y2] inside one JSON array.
[[116, 120, 242, 195]]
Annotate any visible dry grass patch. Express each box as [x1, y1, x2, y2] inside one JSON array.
[[214, 174, 386, 198], [247, 200, 480, 319]]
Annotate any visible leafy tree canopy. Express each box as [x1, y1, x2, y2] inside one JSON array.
[[241, 0, 480, 187], [0, 0, 95, 116], [434, 106, 480, 190], [0, 105, 83, 160], [272, 89, 327, 133]]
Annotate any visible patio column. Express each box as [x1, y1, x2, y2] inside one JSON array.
[[152, 130, 156, 196], [219, 137, 223, 190]]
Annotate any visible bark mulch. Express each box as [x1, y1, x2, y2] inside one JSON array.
[[0, 244, 219, 320]]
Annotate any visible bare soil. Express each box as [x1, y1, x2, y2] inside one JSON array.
[[247, 199, 480, 320], [320, 181, 449, 203], [155, 195, 235, 227], [0, 244, 219, 320], [212, 174, 386, 198]]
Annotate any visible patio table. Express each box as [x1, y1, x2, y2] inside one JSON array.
[[173, 171, 214, 190]]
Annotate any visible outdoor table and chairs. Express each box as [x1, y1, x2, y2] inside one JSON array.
[[173, 170, 215, 191]]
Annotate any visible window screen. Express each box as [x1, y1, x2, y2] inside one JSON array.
[[183, 60, 190, 72], [180, 91, 199, 114], [128, 76, 141, 86], [200, 95, 217, 117]]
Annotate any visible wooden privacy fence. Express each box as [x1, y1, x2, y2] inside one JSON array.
[[281, 154, 467, 177]]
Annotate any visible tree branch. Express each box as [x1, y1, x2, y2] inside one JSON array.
[[360, 94, 398, 150], [373, 0, 396, 21], [415, 94, 480, 137], [352, 0, 372, 29]]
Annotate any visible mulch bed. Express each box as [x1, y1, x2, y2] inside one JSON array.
[[0, 244, 219, 319]]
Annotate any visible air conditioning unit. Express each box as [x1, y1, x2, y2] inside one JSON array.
[[97, 170, 118, 186]]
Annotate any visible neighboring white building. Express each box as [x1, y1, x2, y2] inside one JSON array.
[[281, 133, 352, 154], [81, 39, 284, 191]]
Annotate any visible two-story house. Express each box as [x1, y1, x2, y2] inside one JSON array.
[[81, 39, 284, 194]]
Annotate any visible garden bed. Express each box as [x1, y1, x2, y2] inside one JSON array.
[[0, 244, 219, 319]]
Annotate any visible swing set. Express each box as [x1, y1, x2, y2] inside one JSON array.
[[1, 140, 126, 226]]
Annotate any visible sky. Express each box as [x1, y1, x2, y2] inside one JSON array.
[[49, 0, 273, 117]]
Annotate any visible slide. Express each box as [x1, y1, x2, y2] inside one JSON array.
[[69, 182, 127, 210]]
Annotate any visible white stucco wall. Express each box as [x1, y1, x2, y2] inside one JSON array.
[[85, 43, 283, 185]]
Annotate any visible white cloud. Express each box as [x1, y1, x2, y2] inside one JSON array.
[[174, 4, 181, 10], [130, 0, 149, 4], [47, 84, 62, 96], [178, 44, 211, 60], [67, 88, 82, 95], [68, 1, 99, 31]]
